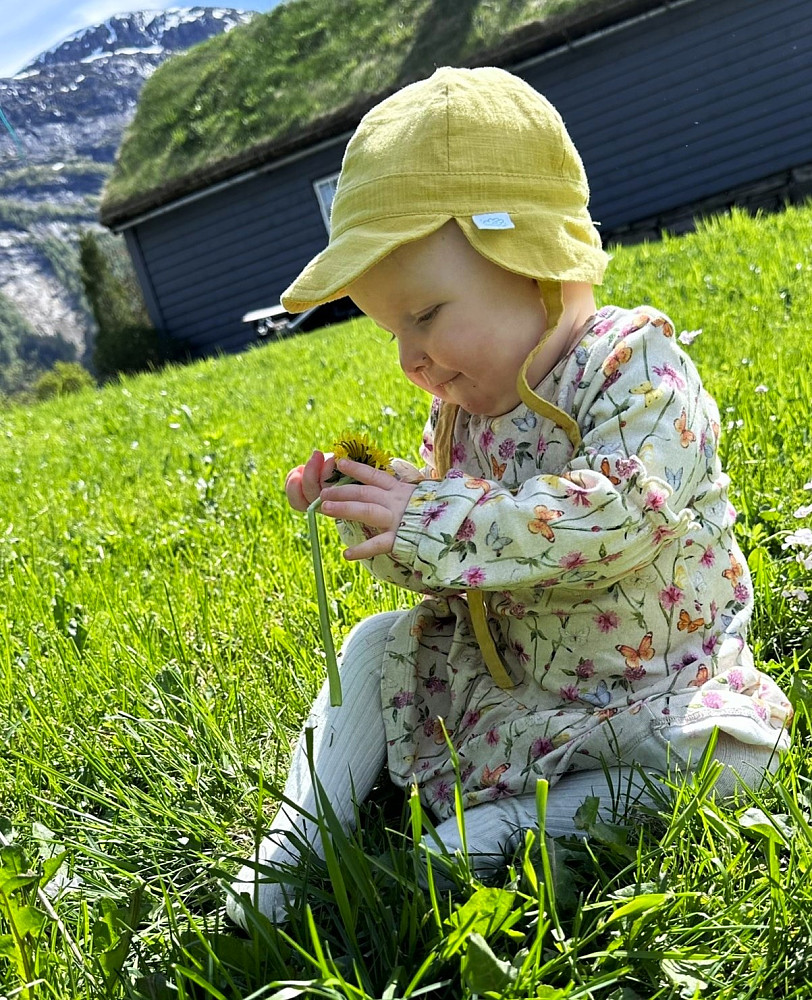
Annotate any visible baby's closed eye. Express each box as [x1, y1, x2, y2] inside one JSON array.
[[416, 305, 440, 325]]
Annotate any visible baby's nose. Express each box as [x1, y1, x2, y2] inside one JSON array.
[[399, 342, 429, 374]]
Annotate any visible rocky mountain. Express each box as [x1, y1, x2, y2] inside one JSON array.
[[0, 7, 258, 377]]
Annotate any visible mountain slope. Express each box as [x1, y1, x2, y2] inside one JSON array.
[[0, 7, 257, 381]]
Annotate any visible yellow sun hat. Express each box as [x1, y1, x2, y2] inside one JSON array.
[[281, 65, 609, 314]]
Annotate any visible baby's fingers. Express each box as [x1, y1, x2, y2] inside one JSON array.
[[300, 450, 326, 504], [286, 451, 336, 510], [321, 498, 394, 529], [342, 531, 396, 561], [335, 458, 394, 488], [284, 465, 308, 511]]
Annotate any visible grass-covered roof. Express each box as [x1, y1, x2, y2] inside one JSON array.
[[100, 0, 658, 227]]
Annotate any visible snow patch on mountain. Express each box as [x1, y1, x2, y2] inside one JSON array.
[[22, 7, 253, 72]]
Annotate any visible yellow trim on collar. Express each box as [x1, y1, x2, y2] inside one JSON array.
[[433, 401, 515, 688]]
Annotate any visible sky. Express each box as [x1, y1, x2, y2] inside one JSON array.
[[0, 1, 282, 78]]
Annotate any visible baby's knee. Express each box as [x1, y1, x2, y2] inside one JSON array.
[[425, 796, 538, 859], [709, 732, 782, 799], [339, 610, 402, 662]]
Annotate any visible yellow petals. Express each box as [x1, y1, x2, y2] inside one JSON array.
[[332, 432, 394, 473]]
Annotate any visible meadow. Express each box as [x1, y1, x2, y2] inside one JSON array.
[[1, 203, 811, 998]]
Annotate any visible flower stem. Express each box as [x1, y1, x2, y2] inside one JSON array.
[[307, 496, 342, 706]]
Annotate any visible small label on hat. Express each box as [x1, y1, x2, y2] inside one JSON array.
[[472, 212, 514, 230]]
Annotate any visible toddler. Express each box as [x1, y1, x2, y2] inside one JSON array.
[[228, 66, 792, 926]]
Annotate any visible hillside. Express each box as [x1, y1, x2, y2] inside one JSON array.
[[0, 7, 257, 386], [0, 202, 809, 995], [100, 0, 641, 224]]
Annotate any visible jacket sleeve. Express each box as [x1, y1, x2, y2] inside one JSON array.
[[391, 315, 713, 593]]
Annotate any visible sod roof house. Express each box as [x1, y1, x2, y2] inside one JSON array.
[[100, 0, 812, 357]]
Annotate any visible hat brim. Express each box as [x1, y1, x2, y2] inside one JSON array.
[[281, 212, 608, 314], [281, 215, 451, 313]]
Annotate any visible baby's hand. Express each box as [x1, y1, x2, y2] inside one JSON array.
[[320, 458, 418, 559], [285, 450, 336, 511]]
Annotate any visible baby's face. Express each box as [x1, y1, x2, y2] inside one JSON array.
[[347, 221, 547, 417]]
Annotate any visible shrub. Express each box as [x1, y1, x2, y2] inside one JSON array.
[[34, 361, 95, 400], [79, 229, 174, 379]]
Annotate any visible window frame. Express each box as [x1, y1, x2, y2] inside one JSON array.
[[313, 173, 340, 232]]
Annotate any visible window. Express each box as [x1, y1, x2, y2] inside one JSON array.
[[313, 173, 340, 232]]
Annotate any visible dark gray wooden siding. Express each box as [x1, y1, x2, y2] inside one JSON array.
[[125, 141, 346, 354], [123, 0, 811, 354], [519, 0, 812, 231]]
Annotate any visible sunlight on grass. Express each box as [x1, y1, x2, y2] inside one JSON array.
[[0, 204, 811, 996]]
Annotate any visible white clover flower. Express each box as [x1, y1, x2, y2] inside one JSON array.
[[678, 329, 702, 345], [782, 588, 809, 603], [783, 528, 812, 549], [754, 384, 769, 393]]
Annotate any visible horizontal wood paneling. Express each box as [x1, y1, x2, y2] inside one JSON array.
[[522, 0, 812, 228], [133, 141, 344, 352]]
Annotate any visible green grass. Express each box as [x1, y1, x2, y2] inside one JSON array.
[[0, 196, 98, 230], [0, 202, 811, 997], [101, 0, 588, 219], [0, 161, 112, 196]]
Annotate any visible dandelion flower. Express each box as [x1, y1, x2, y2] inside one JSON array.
[[331, 432, 393, 474]]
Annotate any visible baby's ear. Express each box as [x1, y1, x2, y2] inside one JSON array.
[[389, 458, 425, 484]]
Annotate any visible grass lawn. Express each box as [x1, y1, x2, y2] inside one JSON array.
[[0, 203, 811, 997]]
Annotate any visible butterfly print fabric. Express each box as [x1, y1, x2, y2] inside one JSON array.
[[335, 306, 792, 820]]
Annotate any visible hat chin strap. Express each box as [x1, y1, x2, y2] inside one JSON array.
[[516, 279, 582, 449], [432, 279, 582, 690], [433, 404, 514, 688]]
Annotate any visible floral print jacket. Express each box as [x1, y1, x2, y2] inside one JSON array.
[[336, 305, 792, 820]]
